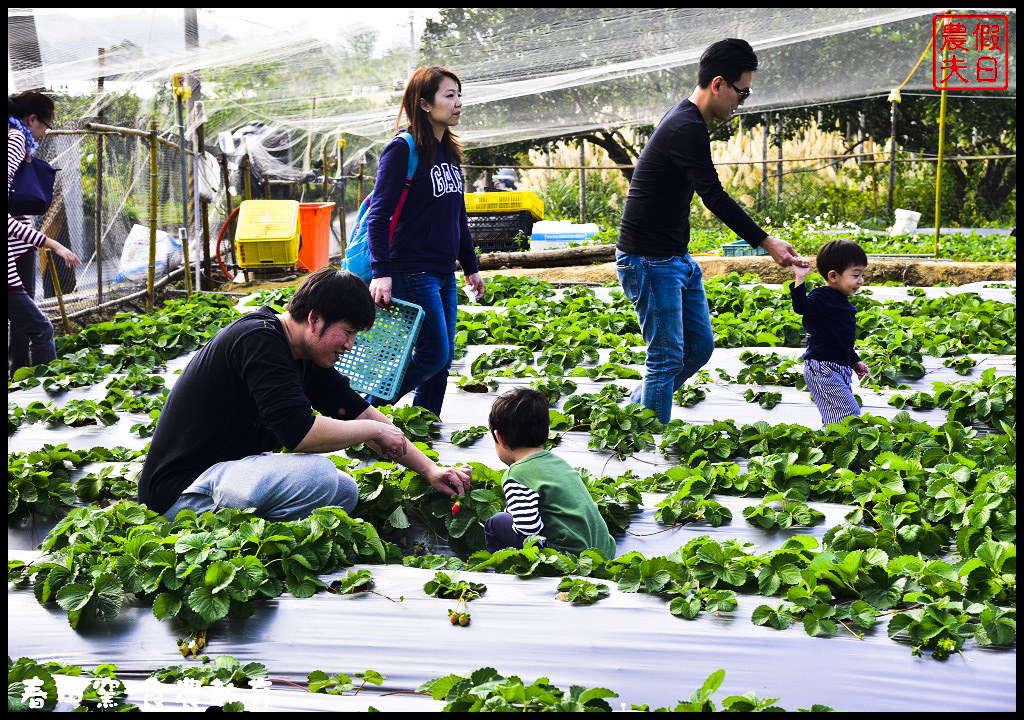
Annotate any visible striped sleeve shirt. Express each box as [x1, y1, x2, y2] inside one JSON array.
[[502, 475, 545, 542], [8, 127, 49, 289]]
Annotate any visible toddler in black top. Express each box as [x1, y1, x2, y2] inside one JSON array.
[[790, 240, 871, 426]]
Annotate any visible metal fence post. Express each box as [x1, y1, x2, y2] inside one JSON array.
[[148, 119, 158, 312], [578, 141, 586, 223], [95, 47, 105, 305]]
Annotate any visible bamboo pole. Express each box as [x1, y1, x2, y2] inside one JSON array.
[[42, 249, 70, 335]]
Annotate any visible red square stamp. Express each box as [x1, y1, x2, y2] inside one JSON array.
[[933, 14, 1009, 90]]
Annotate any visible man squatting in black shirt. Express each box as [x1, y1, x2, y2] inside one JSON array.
[[138, 269, 470, 521]]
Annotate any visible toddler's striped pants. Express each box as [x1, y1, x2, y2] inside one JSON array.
[[803, 359, 860, 426]]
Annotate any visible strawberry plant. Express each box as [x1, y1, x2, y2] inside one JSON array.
[[631, 667, 833, 712], [423, 570, 486, 601], [419, 666, 617, 712], [655, 478, 733, 528], [742, 488, 826, 530], [328, 568, 376, 595], [669, 586, 738, 620], [450, 425, 489, 447], [744, 389, 782, 409], [586, 401, 661, 458], [377, 405, 442, 444], [307, 668, 385, 695], [8, 502, 398, 634], [455, 374, 498, 393], [660, 420, 739, 463], [152, 654, 269, 689], [737, 350, 805, 388], [942, 355, 977, 375], [531, 377, 577, 404], [556, 576, 610, 604]]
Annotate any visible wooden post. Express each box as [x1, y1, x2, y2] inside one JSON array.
[[242, 155, 252, 200], [322, 140, 329, 203], [148, 119, 158, 312], [776, 113, 783, 203], [42, 249, 70, 335], [95, 47, 105, 305]]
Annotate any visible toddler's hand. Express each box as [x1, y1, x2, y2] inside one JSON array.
[[854, 362, 870, 380], [792, 262, 811, 281]]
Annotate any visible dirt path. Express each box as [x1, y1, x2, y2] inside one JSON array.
[[480, 255, 1016, 286]]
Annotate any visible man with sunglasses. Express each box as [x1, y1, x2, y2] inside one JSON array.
[[616, 38, 808, 424]]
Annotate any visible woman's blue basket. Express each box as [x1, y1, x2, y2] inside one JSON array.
[[334, 298, 424, 402]]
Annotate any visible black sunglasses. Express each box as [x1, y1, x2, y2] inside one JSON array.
[[724, 80, 752, 103]]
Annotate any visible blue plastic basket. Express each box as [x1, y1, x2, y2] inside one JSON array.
[[721, 240, 768, 257], [334, 298, 424, 402]]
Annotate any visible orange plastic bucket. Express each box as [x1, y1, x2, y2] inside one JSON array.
[[297, 202, 335, 272]]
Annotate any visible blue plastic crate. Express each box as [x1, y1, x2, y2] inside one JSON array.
[[334, 298, 424, 402], [721, 240, 768, 257]]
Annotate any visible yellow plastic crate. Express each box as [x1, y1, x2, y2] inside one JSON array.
[[464, 191, 544, 221], [235, 200, 301, 268]]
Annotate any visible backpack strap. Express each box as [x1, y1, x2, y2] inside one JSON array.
[[389, 131, 419, 242], [398, 131, 418, 179]]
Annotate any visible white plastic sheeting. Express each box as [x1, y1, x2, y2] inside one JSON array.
[[8, 282, 1016, 711]]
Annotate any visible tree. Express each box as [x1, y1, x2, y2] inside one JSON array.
[[422, 8, 690, 181]]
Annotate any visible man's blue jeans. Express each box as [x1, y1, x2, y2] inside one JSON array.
[[161, 453, 359, 522], [615, 252, 714, 424], [379, 271, 458, 417]]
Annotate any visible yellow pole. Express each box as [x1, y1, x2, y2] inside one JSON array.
[[933, 88, 947, 256], [933, 17, 949, 257]]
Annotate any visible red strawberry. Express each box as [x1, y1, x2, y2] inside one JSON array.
[[451, 502, 461, 516]]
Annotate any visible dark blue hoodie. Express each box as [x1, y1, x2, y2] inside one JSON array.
[[790, 283, 862, 367], [366, 134, 479, 278]]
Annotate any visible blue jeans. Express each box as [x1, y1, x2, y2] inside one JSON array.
[[8, 283, 56, 379], [376, 271, 457, 417], [615, 251, 714, 424], [484, 511, 544, 552], [161, 453, 359, 522]]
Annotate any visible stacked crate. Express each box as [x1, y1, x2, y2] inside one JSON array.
[[464, 191, 544, 253]]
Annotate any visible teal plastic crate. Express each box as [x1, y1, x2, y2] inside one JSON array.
[[721, 240, 768, 257], [334, 298, 424, 402]]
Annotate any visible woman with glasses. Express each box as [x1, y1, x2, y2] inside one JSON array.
[[8, 90, 81, 378]]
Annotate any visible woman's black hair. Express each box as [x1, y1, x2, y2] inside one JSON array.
[[286, 268, 376, 334], [8, 90, 55, 124]]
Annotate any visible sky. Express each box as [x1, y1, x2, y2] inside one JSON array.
[[8, 8, 441, 91], [197, 8, 441, 56]]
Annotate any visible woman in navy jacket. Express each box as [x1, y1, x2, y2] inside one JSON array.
[[366, 66, 484, 417]]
